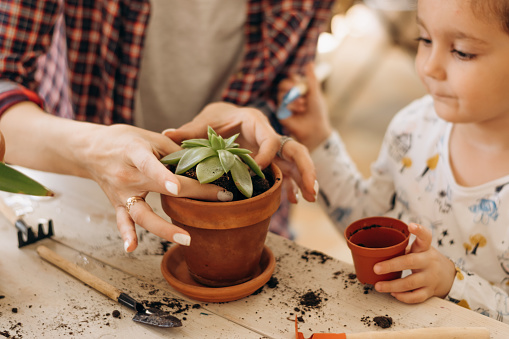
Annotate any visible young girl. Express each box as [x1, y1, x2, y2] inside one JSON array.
[[279, 0, 509, 323]]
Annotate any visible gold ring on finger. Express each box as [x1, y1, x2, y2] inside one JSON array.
[[125, 196, 145, 213]]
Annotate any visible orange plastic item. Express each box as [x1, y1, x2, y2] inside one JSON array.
[[295, 316, 347, 339]]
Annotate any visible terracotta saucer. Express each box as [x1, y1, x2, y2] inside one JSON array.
[[161, 245, 275, 302]]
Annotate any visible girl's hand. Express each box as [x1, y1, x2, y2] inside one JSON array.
[[373, 223, 457, 303], [277, 63, 332, 152]]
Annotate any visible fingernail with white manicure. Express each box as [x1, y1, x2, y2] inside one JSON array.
[[165, 181, 179, 195], [218, 190, 233, 202], [124, 239, 131, 253], [162, 128, 176, 135], [173, 233, 191, 246], [313, 180, 319, 200]]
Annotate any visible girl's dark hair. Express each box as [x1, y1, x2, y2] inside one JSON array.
[[470, 0, 509, 34]]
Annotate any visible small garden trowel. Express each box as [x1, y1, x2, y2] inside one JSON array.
[[36, 245, 182, 328]]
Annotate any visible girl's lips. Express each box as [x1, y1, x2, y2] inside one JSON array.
[[432, 93, 455, 101]]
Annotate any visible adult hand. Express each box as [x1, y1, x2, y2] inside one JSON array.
[[0, 103, 233, 253], [277, 63, 332, 152], [165, 102, 318, 203], [83, 124, 234, 252], [373, 223, 456, 303]]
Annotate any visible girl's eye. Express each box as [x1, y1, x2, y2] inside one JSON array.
[[452, 49, 476, 60], [415, 37, 432, 45]]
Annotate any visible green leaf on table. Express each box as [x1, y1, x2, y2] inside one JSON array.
[[0, 163, 54, 196]]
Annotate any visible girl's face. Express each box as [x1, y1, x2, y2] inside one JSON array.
[[415, 0, 509, 125]]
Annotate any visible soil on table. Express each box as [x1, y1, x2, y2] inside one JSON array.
[[373, 315, 393, 328], [166, 164, 275, 201]]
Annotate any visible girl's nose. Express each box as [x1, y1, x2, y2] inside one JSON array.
[[422, 49, 446, 80]]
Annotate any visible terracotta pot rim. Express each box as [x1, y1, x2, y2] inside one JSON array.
[[346, 238, 409, 252], [344, 216, 410, 252], [161, 163, 282, 206]]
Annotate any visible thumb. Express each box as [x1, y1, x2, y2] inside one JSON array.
[[163, 120, 207, 144], [408, 223, 432, 253]]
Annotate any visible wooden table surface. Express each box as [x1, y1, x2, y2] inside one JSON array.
[[1, 168, 508, 338]]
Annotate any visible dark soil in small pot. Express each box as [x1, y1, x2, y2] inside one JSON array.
[[344, 217, 409, 285], [161, 163, 282, 287]]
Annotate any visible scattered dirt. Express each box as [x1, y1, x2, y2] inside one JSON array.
[[143, 297, 191, 315], [361, 315, 394, 328], [111, 310, 120, 318], [300, 250, 332, 264], [374, 315, 393, 328], [266, 276, 279, 288]]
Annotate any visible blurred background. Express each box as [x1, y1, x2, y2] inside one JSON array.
[[289, 0, 426, 264]]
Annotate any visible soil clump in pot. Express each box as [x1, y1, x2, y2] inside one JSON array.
[[167, 165, 273, 201]]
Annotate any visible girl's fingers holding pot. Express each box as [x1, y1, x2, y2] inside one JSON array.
[[374, 252, 426, 276], [409, 223, 432, 253], [391, 287, 432, 304], [375, 271, 427, 295]]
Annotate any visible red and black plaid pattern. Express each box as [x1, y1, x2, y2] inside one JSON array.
[[0, 0, 333, 123]]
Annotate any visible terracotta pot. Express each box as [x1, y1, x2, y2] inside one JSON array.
[[161, 163, 282, 287], [344, 216, 409, 285]]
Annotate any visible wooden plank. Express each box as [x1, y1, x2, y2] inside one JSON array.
[[3, 168, 509, 338]]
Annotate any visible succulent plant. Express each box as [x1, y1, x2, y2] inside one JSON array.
[[160, 126, 265, 198]]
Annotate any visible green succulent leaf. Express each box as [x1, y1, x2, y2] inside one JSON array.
[[181, 138, 210, 148], [231, 157, 253, 198], [0, 163, 54, 196], [196, 156, 225, 184], [207, 126, 218, 139], [176, 147, 216, 174], [239, 154, 265, 179], [217, 149, 235, 173], [224, 133, 239, 148], [210, 134, 224, 151], [160, 149, 189, 164], [226, 148, 251, 155]]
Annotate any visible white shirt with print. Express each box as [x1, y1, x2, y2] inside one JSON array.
[[311, 95, 509, 323]]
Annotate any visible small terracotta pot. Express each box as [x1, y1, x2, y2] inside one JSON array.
[[161, 163, 282, 287], [344, 216, 409, 285]]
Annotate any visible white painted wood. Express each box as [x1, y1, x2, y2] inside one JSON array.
[[1, 167, 508, 338]]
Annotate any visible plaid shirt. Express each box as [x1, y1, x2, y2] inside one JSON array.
[[0, 0, 333, 124]]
